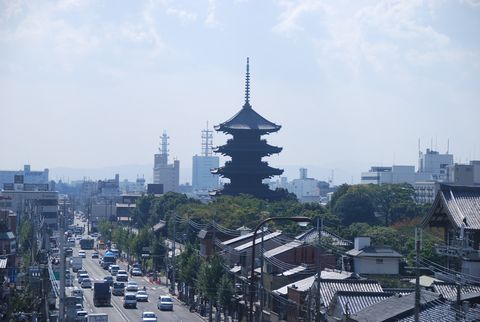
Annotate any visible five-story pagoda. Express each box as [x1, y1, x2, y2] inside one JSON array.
[[211, 58, 284, 200]]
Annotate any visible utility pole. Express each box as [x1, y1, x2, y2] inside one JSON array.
[[171, 213, 176, 294], [59, 198, 66, 322], [259, 226, 265, 322], [315, 217, 322, 322], [414, 227, 421, 322]]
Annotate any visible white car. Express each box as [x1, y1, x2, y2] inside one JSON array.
[[76, 310, 88, 320], [78, 250, 86, 258], [141, 311, 157, 322], [131, 268, 142, 276], [136, 290, 148, 302], [78, 273, 89, 283], [157, 295, 173, 311], [125, 281, 138, 292], [71, 288, 83, 298], [81, 278, 92, 288]]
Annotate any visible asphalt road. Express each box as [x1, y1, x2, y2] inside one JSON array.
[[69, 219, 205, 322]]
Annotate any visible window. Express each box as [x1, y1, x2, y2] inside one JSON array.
[[376, 258, 383, 264]]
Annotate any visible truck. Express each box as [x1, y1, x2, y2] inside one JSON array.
[[70, 256, 83, 272], [100, 254, 116, 270], [88, 313, 108, 322], [93, 281, 111, 307], [80, 238, 94, 250]]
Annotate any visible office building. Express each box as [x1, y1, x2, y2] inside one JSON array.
[[153, 131, 180, 193], [192, 125, 219, 192], [418, 148, 453, 181], [0, 164, 49, 188]]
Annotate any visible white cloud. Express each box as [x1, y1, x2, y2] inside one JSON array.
[[273, 0, 472, 74], [205, 0, 218, 28], [272, 0, 330, 35], [166, 7, 197, 22]]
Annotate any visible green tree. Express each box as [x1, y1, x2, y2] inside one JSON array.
[[177, 243, 199, 304], [18, 218, 33, 256], [329, 183, 350, 209], [196, 254, 224, 322], [97, 219, 113, 242], [217, 274, 235, 321], [333, 186, 377, 225]]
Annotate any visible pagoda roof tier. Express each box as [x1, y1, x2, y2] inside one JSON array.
[[215, 139, 282, 156], [215, 104, 281, 134], [212, 183, 284, 200], [212, 161, 283, 177]]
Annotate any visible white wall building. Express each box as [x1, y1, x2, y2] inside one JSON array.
[[346, 237, 402, 275], [0, 164, 49, 188], [192, 155, 219, 191], [418, 149, 453, 181]]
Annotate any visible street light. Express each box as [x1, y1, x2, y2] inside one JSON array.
[[249, 216, 311, 322]]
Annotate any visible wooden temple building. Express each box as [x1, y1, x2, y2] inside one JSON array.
[[211, 58, 284, 200]]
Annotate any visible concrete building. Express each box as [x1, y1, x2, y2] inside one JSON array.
[[361, 165, 431, 185], [192, 125, 220, 192], [418, 148, 453, 181], [0, 181, 59, 231], [413, 181, 437, 204], [153, 131, 179, 193], [0, 164, 49, 188], [447, 161, 480, 185]]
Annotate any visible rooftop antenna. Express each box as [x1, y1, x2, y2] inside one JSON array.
[[201, 122, 213, 157], [447, 139, 450, 154], [418, 138, 421, 156], [244, 57, 251, 108], [159, 131, 170, 165]]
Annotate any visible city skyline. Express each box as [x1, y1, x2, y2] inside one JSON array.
[[1, 0, 479, 185]]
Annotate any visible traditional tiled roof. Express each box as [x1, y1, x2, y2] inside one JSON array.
[[382, 288, 414, 296], [398, 300, 480, 322], [297, 227, 352, 247], [221, 230, 257, 246], [273, 275, 316, 295], [432, 282, 480, 299], [234, 231, 284, 252], [277, 265, 306, 277], [317, 279, 384, 307], [346, 246, 403, 258], [332, 291, 395, 315], [423, 184, 480, 230], [215, 106, 281, 133], [351, 290, 440, 322], [264, 240, 304, 258]]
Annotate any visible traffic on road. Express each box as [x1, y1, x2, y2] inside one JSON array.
[[65, 215, 204, 322]]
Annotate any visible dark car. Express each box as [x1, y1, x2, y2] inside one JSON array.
[[103, 276, 114, 287]]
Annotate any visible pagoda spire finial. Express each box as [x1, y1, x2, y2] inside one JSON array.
[[244, 57, 251, 108]]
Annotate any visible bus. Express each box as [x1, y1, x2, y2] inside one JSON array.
[[79, 238, 94, 250]]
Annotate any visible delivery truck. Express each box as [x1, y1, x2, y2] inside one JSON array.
[[93, 281, 111, 307]]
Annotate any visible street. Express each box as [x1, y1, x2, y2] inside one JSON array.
[[69, 222, 204, 322]]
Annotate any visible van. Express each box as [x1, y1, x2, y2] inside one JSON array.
[[112, 282, 125, 296], [109, 265, 120, 276], [123, 292, 137, 308]]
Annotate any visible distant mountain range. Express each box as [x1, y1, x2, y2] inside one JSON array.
[[50, 162, 366, 186]]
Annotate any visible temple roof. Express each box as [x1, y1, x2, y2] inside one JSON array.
[[215, 58, 281, 133], [215, 104, 281, 133]]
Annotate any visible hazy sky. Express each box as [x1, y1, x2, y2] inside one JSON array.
[[1, 0, 479, 184]]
